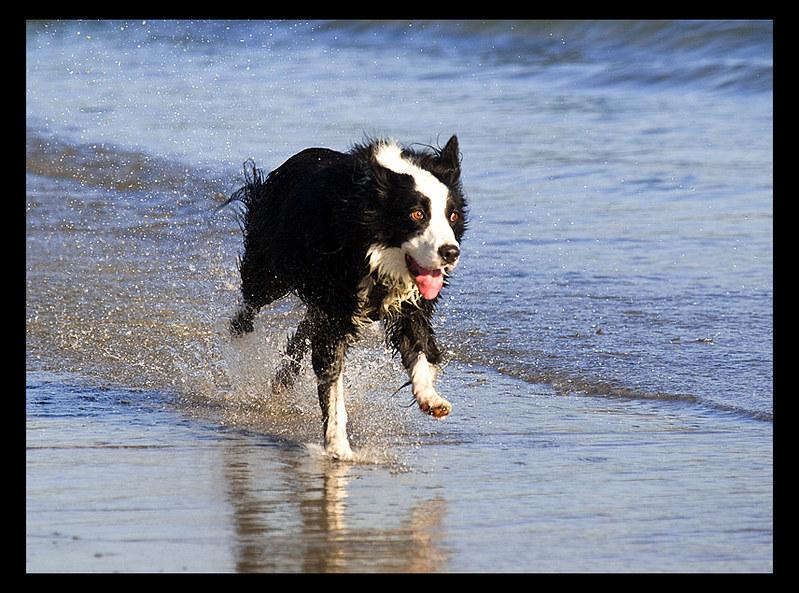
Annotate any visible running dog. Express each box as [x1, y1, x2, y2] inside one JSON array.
[[227, 135, 467, 460]]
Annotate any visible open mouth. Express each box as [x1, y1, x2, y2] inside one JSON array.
[[405, 254, 444, 300]]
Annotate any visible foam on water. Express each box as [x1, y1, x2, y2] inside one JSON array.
[[168, 306, 424, 467]]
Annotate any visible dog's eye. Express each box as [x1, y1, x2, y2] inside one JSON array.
[[410, 209, 425, 222], [449, 211, 460, 223]]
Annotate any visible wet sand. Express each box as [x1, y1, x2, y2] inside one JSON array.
[[26, 366, 772, 573]]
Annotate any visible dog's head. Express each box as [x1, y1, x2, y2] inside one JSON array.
[[366, 135, 467, 301]]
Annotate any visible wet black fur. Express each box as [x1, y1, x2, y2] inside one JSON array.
[[225, 136, 466, 434]]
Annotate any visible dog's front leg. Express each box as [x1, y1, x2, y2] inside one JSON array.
[[408, 351, 452, 418], [389, 308, 452, 418], [311, 329, 354, 461]]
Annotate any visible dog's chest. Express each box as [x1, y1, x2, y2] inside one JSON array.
[[355, 272, 419, 324]]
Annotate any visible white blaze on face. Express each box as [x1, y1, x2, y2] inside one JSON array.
[[374, 142, 458, 271]]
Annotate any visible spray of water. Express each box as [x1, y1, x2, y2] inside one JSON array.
[[26, 137, 425, 465]]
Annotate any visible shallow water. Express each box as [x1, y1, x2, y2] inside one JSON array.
[[26, 20, 772, 572]]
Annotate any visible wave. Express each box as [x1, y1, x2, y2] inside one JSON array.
[[447, 339, 773, 423], [316, 19, 773, 94], [316, 19, 771, 54], [27, 19, 772, 95], [26, 126, 229, 199]]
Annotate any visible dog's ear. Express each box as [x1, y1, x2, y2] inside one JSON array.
[[435, 135, 461, 187], [439, 135, 460, 172]]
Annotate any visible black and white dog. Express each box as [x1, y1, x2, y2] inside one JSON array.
[[227, 135, 467, 460]]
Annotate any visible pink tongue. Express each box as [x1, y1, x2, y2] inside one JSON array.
[[414, 268, 444, 300]]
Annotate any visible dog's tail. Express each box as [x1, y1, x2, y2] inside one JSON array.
[[217, 159, 268, 231]]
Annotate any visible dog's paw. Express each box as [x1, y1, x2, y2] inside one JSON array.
[[416, 388, 452, 419], [325, 435, 355, 461], [326, 443, 355, 462], [420, 400, 452, 418]]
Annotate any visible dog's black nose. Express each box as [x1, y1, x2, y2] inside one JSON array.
[[438, 244, 460, 264]]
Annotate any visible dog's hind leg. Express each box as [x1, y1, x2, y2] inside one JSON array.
[[271, 312, 313, 393], [229, 257, 288, 336], [230, 301, 258, 336], [311, 319, 354, 461]]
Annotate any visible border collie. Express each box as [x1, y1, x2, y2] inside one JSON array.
[[226, 135, 467, 460]]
